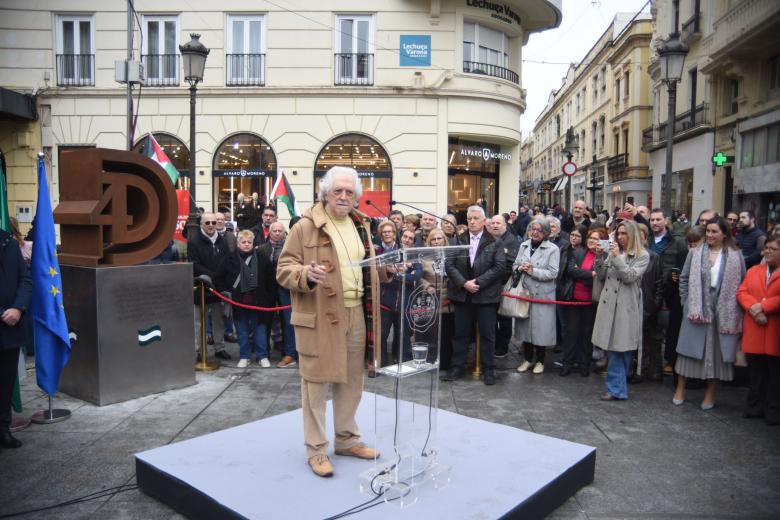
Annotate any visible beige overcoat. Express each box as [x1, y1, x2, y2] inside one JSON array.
[[276, 203, 379, 384]]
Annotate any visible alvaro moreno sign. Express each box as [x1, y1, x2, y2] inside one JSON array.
[[466, 0, 522, 25]]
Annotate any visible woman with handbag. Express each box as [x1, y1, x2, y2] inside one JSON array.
[[513, 218, 560, 375], [592, 220, 649, 400], [560, 227, 607, 376], [673, 216, 745, 410]]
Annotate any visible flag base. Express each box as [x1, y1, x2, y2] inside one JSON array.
[[10, 415, 31, 433], [30, 408, 71, 424]]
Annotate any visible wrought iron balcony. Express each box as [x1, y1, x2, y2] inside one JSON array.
[[463, 61, 519, 84], [226, 54, 265, 86], [642, 103, 711, 150], [607, 153, 628, 177], [681, 11, 701, 43], [56, 54, 95, 86], [142, 54, 180, 86], [334, 53, 373, 86]]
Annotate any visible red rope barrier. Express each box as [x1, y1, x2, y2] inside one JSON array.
[[501, 292, 593, 306], [206, 287, 292, 312]]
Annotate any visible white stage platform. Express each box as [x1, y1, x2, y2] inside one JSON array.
[[136, 392, 595, 519]]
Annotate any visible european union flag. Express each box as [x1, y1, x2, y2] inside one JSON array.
[[31, 154, 71, 396]]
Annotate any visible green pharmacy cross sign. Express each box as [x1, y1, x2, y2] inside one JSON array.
[[712, 151, 734, 167]]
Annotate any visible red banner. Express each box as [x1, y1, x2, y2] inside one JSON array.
[[174, 189, 189, 243], [358, 190, 391, 218]]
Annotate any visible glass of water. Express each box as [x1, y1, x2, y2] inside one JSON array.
[[411, 342, 428, 368]]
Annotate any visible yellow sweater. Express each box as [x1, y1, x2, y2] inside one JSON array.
[[324, 210, 365, 307]]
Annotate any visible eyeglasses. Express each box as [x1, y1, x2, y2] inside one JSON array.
[[202, 221, 216, 225]]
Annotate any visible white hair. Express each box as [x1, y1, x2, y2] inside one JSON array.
[[318, 166, 362, 202], [466, 205, 486, 218], [547, 216, 561, 228]]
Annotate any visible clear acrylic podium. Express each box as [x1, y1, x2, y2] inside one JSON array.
[[354, 245, 468, 507]]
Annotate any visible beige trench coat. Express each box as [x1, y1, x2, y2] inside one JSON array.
[[276, 203, 379, 384], [591, 250, 649, 352]]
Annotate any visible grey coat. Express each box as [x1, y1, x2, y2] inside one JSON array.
[[592, 250, 649, 352], [675, 248, 745, 363], [513, 239, 559, 347]]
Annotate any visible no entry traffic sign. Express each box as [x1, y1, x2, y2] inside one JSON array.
[[562, 161, 577, 176]]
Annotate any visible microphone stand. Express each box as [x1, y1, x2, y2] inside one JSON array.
[[390, 200, 442, 221], [364, 199, 390, 220]]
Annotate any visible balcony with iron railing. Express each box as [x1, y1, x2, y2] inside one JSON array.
[[607, 153, 628, 177], [681, 11, 701, 43], [462, 61, 519, 84], [56, 54, 95, 86], [641, 103, 711, 150], [142, 54, 179, 86], [334, 53, 373, 86], [226, 54, 265, 86]]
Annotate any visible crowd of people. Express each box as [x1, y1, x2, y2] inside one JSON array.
[[186, 188, 779, 426]]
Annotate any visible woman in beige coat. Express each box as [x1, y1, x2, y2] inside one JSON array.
[[592, 220, 649, 401]]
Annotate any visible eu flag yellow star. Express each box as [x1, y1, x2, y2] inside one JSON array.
[[50, 285, 60, 297], [48, 266, 58, 277]]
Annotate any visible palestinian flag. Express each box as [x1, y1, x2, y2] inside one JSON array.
[[0, 152, 23, 413], [145, 132, 179, 185], [270, 172, 301, 218]]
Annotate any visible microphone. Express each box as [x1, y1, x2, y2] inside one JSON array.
[[364, 199, 390, 220], [390, 200, 441, 221]]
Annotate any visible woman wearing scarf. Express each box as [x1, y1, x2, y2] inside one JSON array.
[[592, 220, 649, 401], [217, 229, 276, 368], [737, 235, 780, 424], [514, 217, 560, 375], [673, 217, 745, 410]]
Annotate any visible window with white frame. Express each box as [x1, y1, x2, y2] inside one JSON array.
[[335, 14, 373, 85], [227, 15, 265, 86], [741, 122, 780, 168], [142, 15, 179, 85], [463, 22, 515, 82], [56, 15, 94, 86]]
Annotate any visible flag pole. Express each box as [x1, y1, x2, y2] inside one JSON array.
[[30, 394, 71, 424]]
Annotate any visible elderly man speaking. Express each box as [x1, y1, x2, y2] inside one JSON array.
[[277, 166, 379, 478]]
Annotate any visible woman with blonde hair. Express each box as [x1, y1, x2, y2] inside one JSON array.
[[592, 219, 649, 400], [375, 219, 398, 255], [422, 228, 455, 369]]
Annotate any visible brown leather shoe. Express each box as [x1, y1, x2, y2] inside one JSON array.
[[276, 355, 297, 368], [334, 443, 379, 460], [308, 454, 334, 478]]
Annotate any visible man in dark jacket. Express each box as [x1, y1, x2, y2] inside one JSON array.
[[0, 229, 31, 451], [258, 222, 298, 368], [443, 206, 507, 385], [188, 213, 231, 360], [489, 214, 520, 358], [251, 206, 278, 247], [736, 210, 766, 269], [512, 205, 532, 239], [648, 208, 688, 372], [235, 193, 256, 231]]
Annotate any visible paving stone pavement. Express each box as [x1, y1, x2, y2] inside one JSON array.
[[2, 344, 779, 520]]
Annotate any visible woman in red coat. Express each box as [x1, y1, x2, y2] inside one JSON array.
[[736, 235, 780, 425]]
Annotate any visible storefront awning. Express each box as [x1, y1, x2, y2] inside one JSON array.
[[551, 178, 563, 191], [554, 177, 569, 192], [0, 87, 36, 120]]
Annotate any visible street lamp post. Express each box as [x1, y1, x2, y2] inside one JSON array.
[[561, 127, 579, 209], [658, 22, 688, 218], [179, 34, 210, 241]]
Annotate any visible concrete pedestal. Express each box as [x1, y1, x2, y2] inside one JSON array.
[[59, 263, 196, 406]]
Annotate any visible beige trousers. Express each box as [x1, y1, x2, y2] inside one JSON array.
[[301, 305, 366, 458]]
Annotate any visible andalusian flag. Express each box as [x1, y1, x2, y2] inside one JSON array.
[[144, 132, 179, 185], [270, 171, 301, 218], [0, 152, 24, 413]]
